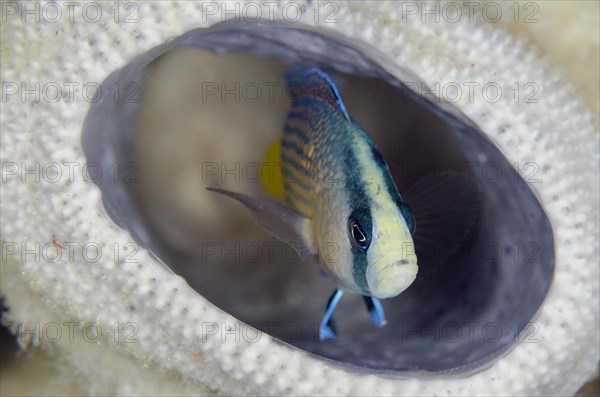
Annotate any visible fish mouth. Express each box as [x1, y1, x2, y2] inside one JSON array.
[[366, 258, 418, 299]]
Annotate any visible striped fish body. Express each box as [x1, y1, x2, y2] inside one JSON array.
[[206, 68, 480, 339], [280, 68, 418, 299]]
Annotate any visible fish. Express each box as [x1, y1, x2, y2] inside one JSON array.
[[208, 67, 477, 341]]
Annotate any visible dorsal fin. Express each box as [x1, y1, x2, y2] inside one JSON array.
[[283, 67, 351, 122]]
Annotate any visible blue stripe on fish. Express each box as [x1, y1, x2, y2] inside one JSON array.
[[280, 153, 316, 183], [281, 136, 309, 158], [280, 141, 319, 174], [283, 125, 309, 141], [282, 170, 315, 196], [287, 108, 327, 133], [287, 111, 313, 124], [284, 177, 314, 197]]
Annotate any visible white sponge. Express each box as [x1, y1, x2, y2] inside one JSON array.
[[1, 1, 598, 395]]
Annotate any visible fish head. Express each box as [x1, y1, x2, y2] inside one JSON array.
[[346, 204, 418, 299]]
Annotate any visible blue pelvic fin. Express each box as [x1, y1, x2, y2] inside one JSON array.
[[363, 296, 387, 327], [319, 289, 344, 341]]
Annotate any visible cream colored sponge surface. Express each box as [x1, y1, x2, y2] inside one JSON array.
[[1, 1, 598, 396]]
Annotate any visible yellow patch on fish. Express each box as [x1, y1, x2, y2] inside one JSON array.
[[260, 139, 285, 199]]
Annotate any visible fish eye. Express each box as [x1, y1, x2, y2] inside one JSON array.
[[351, 221, 368, 247], [348, 209, 372, 250], [399, 202, 415, 235]]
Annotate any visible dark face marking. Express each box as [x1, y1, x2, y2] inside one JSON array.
[[342, 145, 372, 294], [399, 202, 415, 234]]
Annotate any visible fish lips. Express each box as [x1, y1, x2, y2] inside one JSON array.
[[366, 256, 419, 299]]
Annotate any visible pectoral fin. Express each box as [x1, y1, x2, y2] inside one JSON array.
[[206, 187, 312, 257], [402, 173, 481, 267]]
